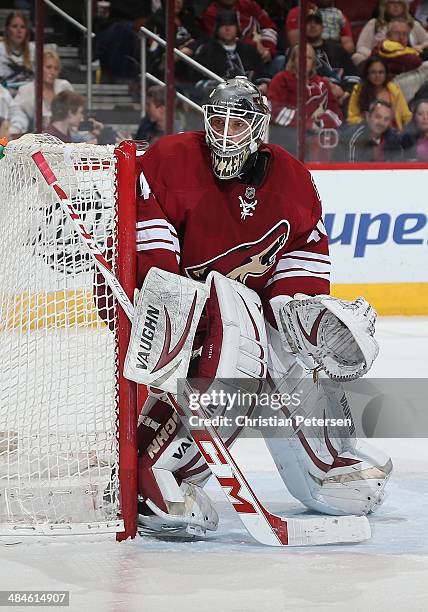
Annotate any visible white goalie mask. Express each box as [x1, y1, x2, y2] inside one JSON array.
[[203, 77, 271, 180]]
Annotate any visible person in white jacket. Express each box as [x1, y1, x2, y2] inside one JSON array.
[[0, 84, 12, 120], [0, 10, 35, 87], [9, 49, 73, 137]]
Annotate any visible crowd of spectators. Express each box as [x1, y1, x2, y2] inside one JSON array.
[[3, 1, 428, 162], [0, 8, 127, 144]]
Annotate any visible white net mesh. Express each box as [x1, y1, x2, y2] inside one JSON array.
[[0, 135, 122, 535]]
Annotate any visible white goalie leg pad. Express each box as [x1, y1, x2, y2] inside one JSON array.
[[270, 293, 379, 381], [312, 439, 393, 515], [139, 477, 219, 537], [124, 267, 209, 394], [263, 326, 392, 516]]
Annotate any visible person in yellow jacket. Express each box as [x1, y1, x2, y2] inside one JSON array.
[[347, 56, 412, 130]]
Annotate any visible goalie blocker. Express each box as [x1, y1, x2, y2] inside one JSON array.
[[126, 269, 391, 537]]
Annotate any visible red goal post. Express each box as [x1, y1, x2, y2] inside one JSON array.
[[0, 135, 139, 539]]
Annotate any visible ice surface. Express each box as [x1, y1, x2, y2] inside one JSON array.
[[0, 317, 427, 612]]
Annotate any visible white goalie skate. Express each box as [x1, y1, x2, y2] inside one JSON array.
[[138, 482, 219, 538]]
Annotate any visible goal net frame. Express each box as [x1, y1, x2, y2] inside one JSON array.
[[0, 135, 139, 540]]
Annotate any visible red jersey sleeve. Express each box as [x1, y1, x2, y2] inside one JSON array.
[[246, 0, 278, 56], [136, 148, 181, 288], [285, 6, 299, 31], [262, 170, 330, 323], [341, 15, 352, 38], [201, 3, 217, 36], [268, 71, 297, 127], [285, 3, 316, 32]]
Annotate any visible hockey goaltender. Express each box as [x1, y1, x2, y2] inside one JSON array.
[[122, 76, 392, 542]]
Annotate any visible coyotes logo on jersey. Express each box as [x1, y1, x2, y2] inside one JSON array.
[[185, 220, 290, 284]]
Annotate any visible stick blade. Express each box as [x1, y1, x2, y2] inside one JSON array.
[[287, 515, 371, 546]]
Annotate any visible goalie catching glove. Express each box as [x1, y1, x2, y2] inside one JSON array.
[[270, 294, 379, 381]]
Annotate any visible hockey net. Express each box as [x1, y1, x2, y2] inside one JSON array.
[[0, 134, 138, 537]]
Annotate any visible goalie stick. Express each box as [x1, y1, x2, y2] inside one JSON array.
[[32, 149, 371, 547]]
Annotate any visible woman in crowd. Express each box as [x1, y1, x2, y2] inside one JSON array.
[[347, 56, 412, 129], [9, 50, 73, 137], [268, 43, 342, 159], [354, 0, 428, 65], [401, 97, 428, 158], [0, 11, 35, 88]]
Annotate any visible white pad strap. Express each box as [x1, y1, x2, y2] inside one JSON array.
[[271, 294, 379, 381], [185, 273, 268, 435], [124, 268, 209, 393]]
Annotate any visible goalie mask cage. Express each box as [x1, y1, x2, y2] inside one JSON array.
[[0, 134, 138, 539]]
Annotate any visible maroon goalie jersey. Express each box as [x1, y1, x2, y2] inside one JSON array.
[[136, 131, 330, 322]]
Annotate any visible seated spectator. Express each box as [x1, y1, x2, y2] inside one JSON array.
[[45, 90, 103, 143], [306, 7, 360, 104], [286, 1, 354, 53], [401, 97, 428, 158], [0, 84, 13, 119], [201, 0, 278, 64], [315, 1, 354, 53], [354, 0, 428, 65], [0, 116, 10, 140], [376, 19, 423, 74], [9, 50, 73, 138], [335, 99, 403, 161], [375, 17, 428, 100], [194, 10, 265, 85], [268, 43, 342, 158], [134, 85, 183, 144], [45, 91, 85, 142], [145, 0, 204, 84], [96, 17, 139, 82], [347, 56, 412, 129], [0, 11, 35, 89]]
